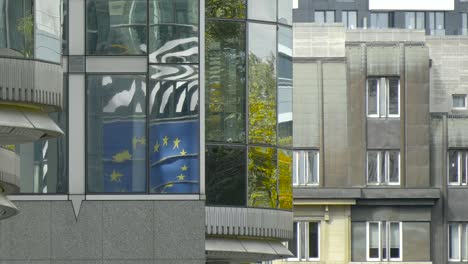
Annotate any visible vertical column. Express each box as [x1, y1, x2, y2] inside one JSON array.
[[199, 0, 205, 197]]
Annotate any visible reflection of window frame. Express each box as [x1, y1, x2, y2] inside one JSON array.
[[366, 77, 400, 118], [367, 150, 400, 186], [452, 94, 467, 110], [293, 150, 319, 186], [366, 221, 402, 262], [287, 221, 320, 261], [449, 223, 468, 262], [448, 150, 468, 186]]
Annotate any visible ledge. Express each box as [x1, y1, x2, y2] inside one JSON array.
[[205, 206, 293, 240], [294, 188, 361, 199], [0, 192, 18, 220]]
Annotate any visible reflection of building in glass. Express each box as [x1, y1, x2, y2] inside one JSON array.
[[0, 0, 294, 263]]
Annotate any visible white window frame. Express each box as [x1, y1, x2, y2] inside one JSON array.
[[366, 221, 403, 262], [367, 77, 400, 118], [452, 94, 467, 110], [293, 150, 319, 187], [367, 151, 400, 186], [342, 10, 358, 29], [448, 151, 468, 186], [448, 223, 468, 262], [287, 221, 320, 261]]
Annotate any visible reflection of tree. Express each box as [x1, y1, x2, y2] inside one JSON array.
[[278, 149, 292, 209], [248, 147, 277, 208], [249, 53, 276, 145], [17, 15, 33, 58], [206, 0, 246, 19]]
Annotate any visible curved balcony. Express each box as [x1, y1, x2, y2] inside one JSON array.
[[0, 147, 20, 220], [205, 206, 293, 262], [0, 57, 63, 144]]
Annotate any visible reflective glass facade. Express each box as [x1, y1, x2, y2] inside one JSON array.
[[205, 0, 293, 209], [0, 0, 62, 63]]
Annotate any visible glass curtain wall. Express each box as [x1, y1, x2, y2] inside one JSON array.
[[205, 0, 293, 210]]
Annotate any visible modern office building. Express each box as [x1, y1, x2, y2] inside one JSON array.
[[0, 0, 294, 263], [280, 0, 468, 264]]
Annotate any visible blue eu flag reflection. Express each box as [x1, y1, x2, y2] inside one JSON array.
[[149, 119, 199, 193]]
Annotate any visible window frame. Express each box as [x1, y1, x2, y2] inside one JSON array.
[[293, 150, 319, 187], [452, 94, 467, 110], [367, 77, 400, 118], [405, 11, 425, 30], [448, 150, 468, 186], [342, 10, 358, 29], [287, 221, 321, 261], [366, 78, 380, 118], [314, 10, 335, 24], [448, 223, 468, 262], [366, 221, 403, 262], [428, 11, 445, 35], [367, 150, 401, 186]]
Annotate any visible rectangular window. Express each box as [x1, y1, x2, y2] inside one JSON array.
[[367, 151, 400, 185], [370, 12, 393, 29], [293, 150, 319, 186], [405, 12, 425, 30], [367, 77, 400, 118], [449, 223, 468, 261], [448, 150, 468, 186], [462, 13, 468, 35], [314, 10, 335, 24], [453, 94, 467, 110], [429, 11, 445, 35], [288, 221, 320, 261], [342, 10, 357, 29], [367, 221, 402, 261]]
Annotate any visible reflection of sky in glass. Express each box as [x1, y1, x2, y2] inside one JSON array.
[[248, 0, 276, 22], [248, 23, 276, 62]]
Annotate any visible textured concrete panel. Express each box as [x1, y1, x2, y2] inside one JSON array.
[[448, 117, 468, 147], [103, 202, 153, 260], [153, 201, 205, 260], [366, 119, 401, 149], [52, 261, 101, 264], [351, 205, 432, 221], [51, 201, 103, 260], [103, 261, 152, 264], [294, 24, 345, 58], [447, 188, 468, 221], [351, 222, 366, 262], [0, 202, 50, 260], [403, 222, 431, 261], [367, 45, 400, 76], [293, 62, 320, 148], [430, 116, 445, 187], [323, 62, 349, 187]]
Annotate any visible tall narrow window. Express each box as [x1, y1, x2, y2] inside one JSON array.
[[462, 13, 468, 35], [448, 150, 468, 186], [367, 151, 400, 185], [367, 221, 402, 261], [370, 12, 392, 29], [288, 221, 320, 261], [429, 12, 445, 35], [389, 222, 401, 260], [293, 150, 319, 186], [368, 222, 380, 260], [342, 11, 357, 29], [315, 11, 335, 24], [367, 77, 400, 118], [450, 223, 461, 261], [405, 12, 425, 30]]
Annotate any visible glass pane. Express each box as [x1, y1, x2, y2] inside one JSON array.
[[367, 79, 378, 116], [367, 151, 378, 184], [348, 11, 357, 29], [206, 145, 246, 206], [288, 222, 298, 257], [463, 224, 468, 260], [205, 20, 246, 143], [382, 222, 387, 260], [315, 11, 324, 24], [453, 95, 466, 108], [35, 0, 61, 63], [370, 13, 377, 28], [86, 0, 147, 55], [308, 151, 319, 184], [342, 11, 348, 28], [149, 0, 199, 63], [278, 149, 293, 210], [0, 0, 34, 58], [248, 146, 278, 208], [87, 75, 147, 193], [62, 0, 68, 54], [278, 26, 292, 147], [326, 11, 335, 23], [388, 79, 399, 115], [388, 151, 399, 183], [369, 222, 380, 259], [278, 0, 292, 25], [416, 12, 425, 30], [436, 12, 444, 29], [449, 151, 460, 184], [450, 224, 460, 260], [390, 222, 400, 259], [298, 151, 305, 185], [149, 65, 199, 194], [379, 13, 389, 28], [380, 152, 386, 183], [405, 12, 415, 29], [429, 12, 435, 30], [206, 0, 245, 19], [463, 153, 467, 185], [293, 152, 298, 185], [463, 13, 468, 30], [309, 222, 319, 259], [248, 0, 276, 22], [248, 23, 277, 145]]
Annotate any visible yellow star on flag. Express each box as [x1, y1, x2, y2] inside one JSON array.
[[153, 141, 160, 152], [177, 174, 186, 180], [173, 138, 181, 149], [180, 149, 187, 156], [162, 136, 169, 146], [181, 165, 188, 171], [110, 170, 123, 182]]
